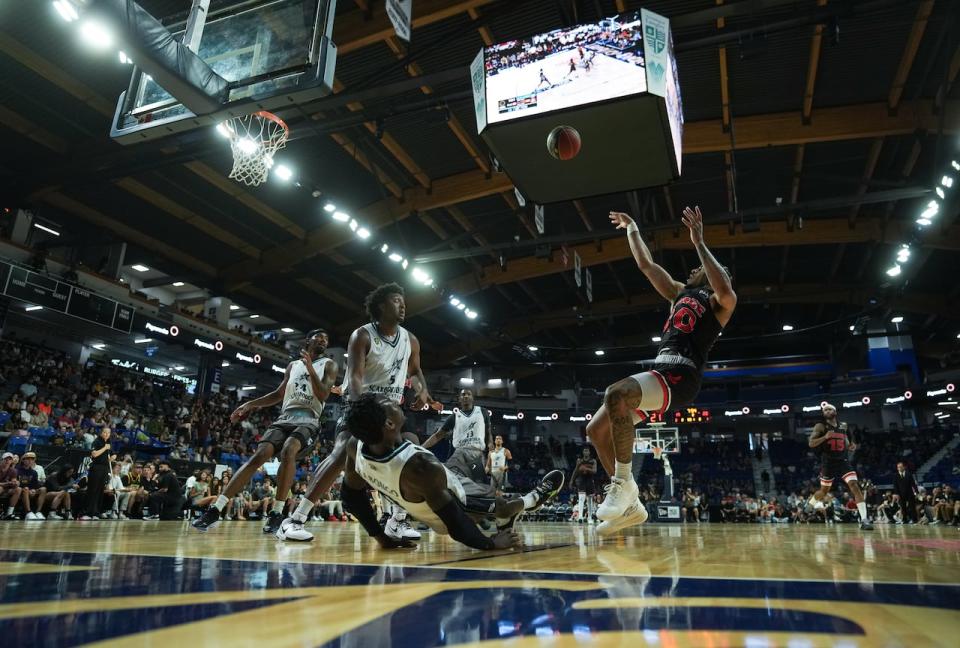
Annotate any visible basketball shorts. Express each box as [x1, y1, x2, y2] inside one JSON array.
[[628, 364, 701, 421], [260, 420, 319, 458], [573, 476, 595, 495], [446, 447, 487, 484], [819, 457, 858, 487]]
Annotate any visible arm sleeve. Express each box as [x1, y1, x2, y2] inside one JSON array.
[[341, 484, 382, 537], [434, 498, 495, 550]]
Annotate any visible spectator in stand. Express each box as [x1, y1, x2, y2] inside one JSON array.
[[188, 470, 212, 511], [43, 465, 75, 519], [104, 461, 133, 519], [82, 427, 114, 520], [1, 452, 25, 519], [16, 452, 47, 520], [148, 460, 183, 520], [318, 485, 345, 521]]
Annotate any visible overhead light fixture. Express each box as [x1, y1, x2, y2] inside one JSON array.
[[651, 336, 662, 342], [450, 297, 461, 306], [79, 20, 113, 49], [381, 243, 389, 253], [25, 305, 43, 312], [411, 267, 429, 283], [388, 253, 403, 262], [528, 345, 538, 352], [357, 227, 370, 239], [941, 175, 954, 188], [916, 218, 932, 227], [595, 349, 605, 356], [273, 164, 293, 181], [401, 259, 409, 270], [33, 223, 60, 236], [249, 314, 259, 319], [168, 282, 185, 289], [936, 186, 946, 199], [216, 122, 234, 138], [173, 365, 185, 371], [131, 264, 149, 272], [465, 310, 478, 320], [53, 1, 79, 22], [849, 325, 855, 331], [782, 324, 794, 331], [348, 220, 359, 232], [92, 343, 106, 350], [333, 211, 350, 222], [456, 303, 466, 311], [237, 137, 258, 154], [459, 377, 474, 386], [240, 385, 256, 391], [324, 203, 336, 213], [222, 361, 231, 367], [229, 304, 240, 310], [891, 316, 904, 323], [886, 264, 902, 277], [118, 50, 133, 65], [281, 327, 294, 333], [488, 378, 503, 386], [952, 160, 959, 171], [134, 338, 153, 344]]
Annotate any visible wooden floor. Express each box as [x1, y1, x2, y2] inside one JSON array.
[[1, 519, 958, 646]]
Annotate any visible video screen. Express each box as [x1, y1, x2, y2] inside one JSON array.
[[484, 12, 646, 124], [664, 32, 684, 173]]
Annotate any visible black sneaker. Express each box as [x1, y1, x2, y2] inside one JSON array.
[[860, 520, 874, 530], [527, 469, 565, 511], [495, 497, 525, 532], [262, 511, 284, 535], [191, 507, 221, 532]]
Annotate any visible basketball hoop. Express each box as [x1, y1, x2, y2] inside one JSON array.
[[219, 111, 290, 187]]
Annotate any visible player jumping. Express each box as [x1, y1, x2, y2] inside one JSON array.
[[808, 402, 874, 530], [586, 207, 737, 536]]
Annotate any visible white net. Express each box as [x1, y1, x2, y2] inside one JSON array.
[[220, 111, 290, 186]]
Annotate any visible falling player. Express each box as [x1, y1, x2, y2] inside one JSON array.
[[341, 392, 564, 550], [423, 388, 491, 483], [192, 329, 337, 533], [808, 402, 874, 530], [276, 283, 432, 542], [587, 206, 737, 536]]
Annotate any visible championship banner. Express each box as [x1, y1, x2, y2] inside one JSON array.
[[641, 8, 669, 98], [387, 0, 412, 42]]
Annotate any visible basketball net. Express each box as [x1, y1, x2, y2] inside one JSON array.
[[219, 111, 290, 186]]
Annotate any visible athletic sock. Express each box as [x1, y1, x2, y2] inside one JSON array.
[[391, 507, 407, 522], [271, 499, 285, 514], [292, 499, 314, 523], [857, 502, 868, 521], [5, 506, 12, 516], [614, 461, 633, 481], [522, 492, 538, 510], [213, 495, 229, 512]]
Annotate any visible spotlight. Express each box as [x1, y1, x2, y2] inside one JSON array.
[[237, 137, 258, 154], [380, 243, 389, 253], [450, 297, 461, 306], [652, 336, 662, 342], [849, 325, 855, 331], [782, 324, 794, 331], [323, 203, 336, 213], [528, 345, 538, 352], [215, 122, 234, 138], [401, 259, 409, 270], [942, 175, 954, 188], [595, 349, 605, 356], [388, 253, 403, 262], [886, 265, 902, 277], [348, 219, 358, 232], [273, 164, 293, 181], [332, 211, 350, 222], [280, 327, 294, 333], [357, 227, 370, 239], [891, 316, 903, 323], [936, 187, 945, 199], [53, 0, 79, 22], [465, 310, 478, 320], [456, 303, 466, 311]]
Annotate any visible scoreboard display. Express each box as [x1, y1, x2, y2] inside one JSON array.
[[674, 407, 711, 424]]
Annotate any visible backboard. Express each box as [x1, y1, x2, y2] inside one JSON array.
[[111, 0, 337, 143], [634, 425, 680, 454]]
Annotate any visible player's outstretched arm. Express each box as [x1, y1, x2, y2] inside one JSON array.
[[231, 365, 289, 421], [682, 206, 737, 315], [610, 211, 683, 303]]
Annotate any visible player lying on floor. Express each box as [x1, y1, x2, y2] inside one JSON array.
[[278, 392, 563, 550]]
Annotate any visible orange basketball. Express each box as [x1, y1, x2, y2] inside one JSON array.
[[546, 125, 581, 160]]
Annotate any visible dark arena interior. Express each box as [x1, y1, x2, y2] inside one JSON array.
[[0, 0, 959, 645]]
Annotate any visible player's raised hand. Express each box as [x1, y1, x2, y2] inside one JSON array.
[[609, 211, 635, 230], [681, 206, 705, 246]]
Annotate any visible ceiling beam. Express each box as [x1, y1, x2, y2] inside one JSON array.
[[403, 215, 960, 319], [222, 99, 960, 283], [888, 0, 935, 112], [0, 105, 68, 154], [802, 0, 828, 123]]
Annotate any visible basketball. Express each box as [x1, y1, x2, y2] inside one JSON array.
[[546, 125, 581, 160]]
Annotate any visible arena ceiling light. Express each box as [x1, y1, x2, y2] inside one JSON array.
[[356, 227, 371, 239], [33, 223, 60, 236], [240, 385, 256, 391], [941, 175, 954, 188], [323, 203, 336, 213], [280, 327, 294, 333], [459, 377, 474, 386], [92, 343, 106, 350], [229, 304, 240, 310], [450, 297, 461, 306], [131, 264, 149, 272], [134, 338, 153, 344], [249, 314, 259, 319], [886, 264, 902, 277], [652, 336, 662, 342], [332, 210, 350, 222], [79, 20, 114, 50], [221, 361, 230, 367], [527, 345, 538, 352], [891, 315, 904, 323], [595, 349, 605, 356], [53, 1, 79, 22], [465, 309, 477, 319], [380, 244, 389, 253], [273, 164, 293, 182], [25, 305, 43, 312], [782, 324, 794, 331], [171, 281, 185, 287]]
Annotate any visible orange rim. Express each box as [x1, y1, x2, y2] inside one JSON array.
[[253, 110, 290, 135]]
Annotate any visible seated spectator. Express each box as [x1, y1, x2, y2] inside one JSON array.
[[16, 452, 47, 520], [104, 462, 134, 519], [147, 460, 183, 520], [1, 452, 24, 520], [188, 470, 212, 510], [43, 465, 76, 519]]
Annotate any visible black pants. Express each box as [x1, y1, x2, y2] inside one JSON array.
[[85, 464, 110, 516], [899, 494, 918, 522], [148, 492, 184, 520]]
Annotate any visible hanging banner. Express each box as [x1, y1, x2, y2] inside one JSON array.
[[534, 204, 545, 234], [387, 0, 412, 42], [470, 48, 487, 132], [574, 251, 582, 287], [585, 267, 593, 302]]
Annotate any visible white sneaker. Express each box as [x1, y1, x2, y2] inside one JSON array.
[[25, 512, 38, 520], [34, 512, 46, 520], [385, 516, 421, 541], [79, 515, 93, 521], [275, 517, 314, 542], [596, 477, 639, 521], [597, 499, 649, 537]]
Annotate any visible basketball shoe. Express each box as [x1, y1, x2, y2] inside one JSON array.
[[262, 511, 284, 535], [596, 477, 639, 521], [385, 509, 421, 541], [275, 517, 314, 542], [191, 507, 220, 532]]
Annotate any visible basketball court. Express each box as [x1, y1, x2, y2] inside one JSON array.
[[1, 0, 959, 645]]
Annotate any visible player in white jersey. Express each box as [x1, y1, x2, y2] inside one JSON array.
[[340, 392, 564, 550], [192, 329, 338, 533], [486, 435, 511, 493], [277, 283, 433, 542], [423, 388, 491, 483]]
